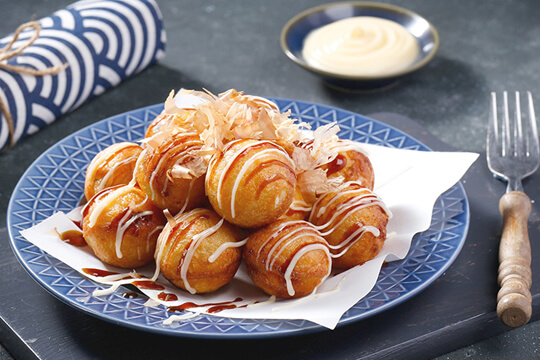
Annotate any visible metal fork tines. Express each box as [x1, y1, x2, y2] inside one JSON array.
[[488, 91, 540, 192], [487, 91, 539, 328]]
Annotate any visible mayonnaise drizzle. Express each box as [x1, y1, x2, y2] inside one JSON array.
[[289, 200, 312, 212], [85, 142, 138, 187], [266, 227, 307, 271], [154, 209, 228, 294], [302, 16, 419, 77], [96, 153, 139, 193], [163, 312, 200, 325], [310, 181, 392, 223], [255, 220, 300, 261], [253, 220, 332, 297], [86, 185, 133, 228], [230, 148, 293, 218], [115, 209, 154, 258], [208, 238, 247, 263], [147, 134, 201, 200], [306, 181, 392, 257], [180, 218, 224, 294], [211, 140, 295, 218], [284, 243, 331, 297], [90, 271, 143, 297]]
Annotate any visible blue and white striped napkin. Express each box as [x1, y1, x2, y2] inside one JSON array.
[[0, 0, 166, 151]]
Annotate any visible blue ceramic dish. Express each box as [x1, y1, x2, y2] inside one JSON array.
[[8, 99, 468, 338], [280, 2, 440, 91]]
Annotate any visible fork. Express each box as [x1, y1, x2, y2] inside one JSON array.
[[487, 91, 540, 327]]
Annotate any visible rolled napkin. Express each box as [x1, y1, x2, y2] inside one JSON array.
[[0, 0, 166, 152]]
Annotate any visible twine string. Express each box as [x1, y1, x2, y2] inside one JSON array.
[[0, 21, 68, 150]]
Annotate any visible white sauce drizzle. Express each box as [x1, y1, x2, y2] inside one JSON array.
[[146, 225, 164, 253], [176, 178, 196, 215], [255, 220, 300, 261], [208, 238, 247, 263], [153, 209, 227, 293], [210, 139, 246, 209], [90, 271, 143, 297], [180, 218, 224, 294], [289, 200, 312, 212], [211, 140, 294, 218], [96, 153, 139, 193], [252, 220, 332, 297], [87, 185, 133, 228], [163, 312, 199, 325], [115, 209, 154, 258], [266, 227, 307, 271], [86, 142, 137, 185], [230, 148, 292, 218], [310, 181, 392, 223], [303, 181, 392, 258], [284, 243, 331, 297], [328, 226, 380, 258], [93, 282, 122, 297], [147, 135, 201, 200]]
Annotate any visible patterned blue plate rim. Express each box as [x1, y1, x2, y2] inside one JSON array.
[[7, 98, 470, 339]]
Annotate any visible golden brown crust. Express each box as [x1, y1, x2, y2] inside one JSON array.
[[82, 185, 166, 268], [84, 142, 142, 201], [205, 139, 297, 228], [279, 186, 311, 221], [320, 149, 375, 190], [157, 208, 243, 294], [310, 183, 388, 269], [243, 220, 331, 298], [134, 132, 206, 214]]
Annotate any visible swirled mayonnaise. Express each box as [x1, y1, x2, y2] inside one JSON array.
[[302, 16, 419, 77]]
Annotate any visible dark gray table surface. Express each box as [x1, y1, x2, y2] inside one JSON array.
[[1, 1, 540, 359]]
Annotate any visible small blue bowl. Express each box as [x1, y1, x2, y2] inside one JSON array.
[[280, 1, 440, 91]]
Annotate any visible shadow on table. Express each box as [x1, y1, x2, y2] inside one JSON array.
[[319, 56, 489, 134]]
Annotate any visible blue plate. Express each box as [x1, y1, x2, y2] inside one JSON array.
[[7, 99, 469, 338]]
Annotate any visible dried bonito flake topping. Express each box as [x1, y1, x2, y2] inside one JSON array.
[[169, 155, 207, 180], [297, 123, 342, 170], [160, 88, 311, 152], [155, 89, 371, 199]]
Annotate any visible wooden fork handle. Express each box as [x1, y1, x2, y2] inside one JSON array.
[[497, 191, 533, 327]]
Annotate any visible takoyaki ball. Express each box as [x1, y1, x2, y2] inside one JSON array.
[[279, 186, 311, 221], [156, 208, 243, 294], [319, 141, 374, 190], [309, 182, 390, 269], [243, 220, 331, 299], [82, 184, 166, 268], [205, 139, 297, 228], [84, 142, 142, 201], [134, 132, 206, 214]]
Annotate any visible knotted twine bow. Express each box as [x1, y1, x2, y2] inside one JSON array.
[[0, 21, 68, 151]]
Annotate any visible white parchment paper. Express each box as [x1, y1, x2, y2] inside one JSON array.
[[21, 143, 478, 329]]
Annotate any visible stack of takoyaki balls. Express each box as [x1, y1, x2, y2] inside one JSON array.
[[81, 89, 392, 299]]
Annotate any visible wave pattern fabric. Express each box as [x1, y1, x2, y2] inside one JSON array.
[[0, 0, 166, 151]]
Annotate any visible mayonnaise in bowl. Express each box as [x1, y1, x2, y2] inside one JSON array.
[[302, 16, 420, 77]]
